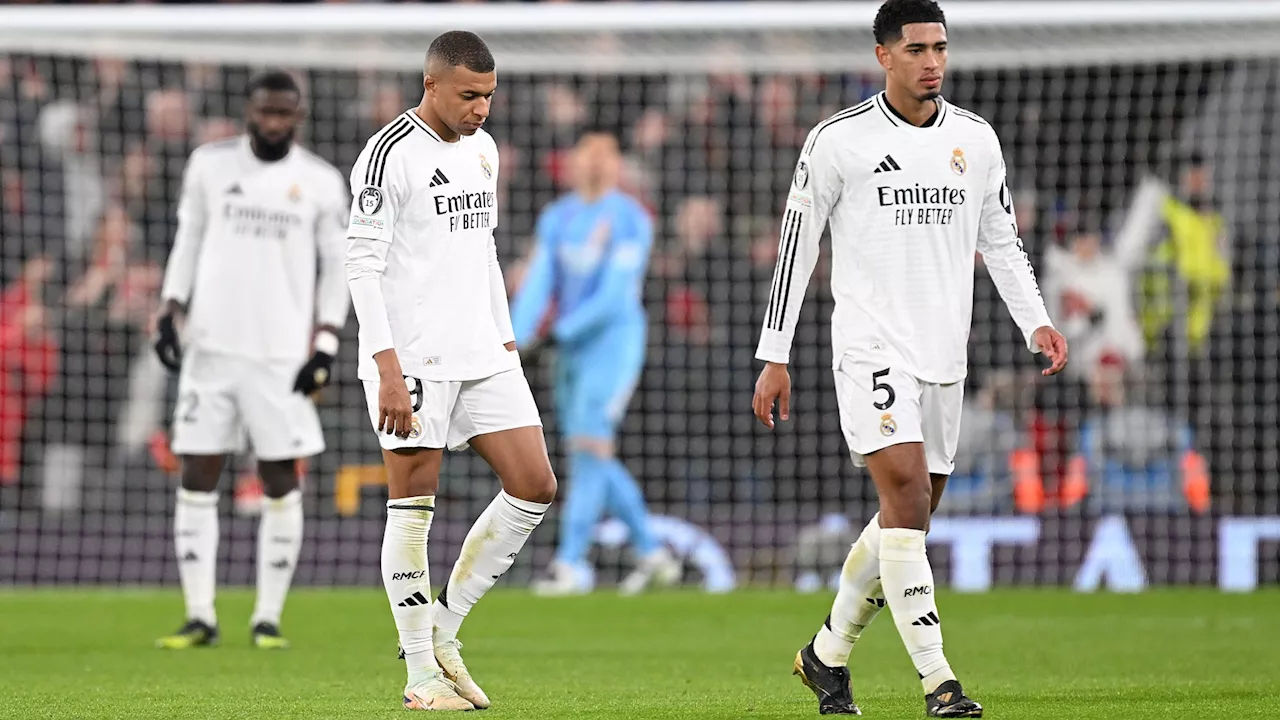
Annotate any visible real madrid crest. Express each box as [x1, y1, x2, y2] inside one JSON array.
[[793, 160, 810, 190], [950, 148, 967, 176], [880, 413, 898, 437], [288, 184, 302, 203], [479, 153, 493, 180], [409, 416, 423, 440]]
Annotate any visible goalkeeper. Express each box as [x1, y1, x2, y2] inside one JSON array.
[[511, 129, 679, 596]]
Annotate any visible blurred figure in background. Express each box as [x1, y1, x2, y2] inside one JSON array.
[[1043, 228, 1144, 382], [151, 70, 349, 651], [0, 256, 57, 487], [511, 128, 680, 596]]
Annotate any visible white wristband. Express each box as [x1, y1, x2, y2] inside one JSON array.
[[314, 329, 340, 356]]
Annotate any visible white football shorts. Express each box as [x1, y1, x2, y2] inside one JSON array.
[[363, 367, 543, 452], [833, 350, 964, 476], [170, 348, 325, 461]]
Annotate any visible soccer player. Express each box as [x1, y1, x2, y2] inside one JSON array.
[[510, 129, 680, 597], [153, 70, 350, 650], [345, 31, 557, 711], [752, 1, 1069, 716]]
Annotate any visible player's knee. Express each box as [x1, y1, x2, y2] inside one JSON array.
[[508, 464, 557, 505], [258, 459, 299, 499], [179, 455, 224, 493], [875, 468, 932, 528]]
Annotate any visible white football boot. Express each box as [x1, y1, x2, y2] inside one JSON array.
[[619, 547, 681, 596], [434, 639, 491, 710], [402, 671, 475, 711], [531, 560, 593, 597]]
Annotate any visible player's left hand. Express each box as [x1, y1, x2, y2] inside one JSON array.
[[1034, 326, 1069, 376], [293, 351, 335, 396]]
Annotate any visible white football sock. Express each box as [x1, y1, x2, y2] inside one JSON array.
[[879, 527, 956, 694], [251, 489, 303, 628], [383, 496, 437, 686], [814, 513, 885, 667], [174, 488, 219, 627], [434, 491, 548, 644]]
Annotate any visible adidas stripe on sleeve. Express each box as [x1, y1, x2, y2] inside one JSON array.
[[345, 119, 412, 358], [755, 118, 847, 365]]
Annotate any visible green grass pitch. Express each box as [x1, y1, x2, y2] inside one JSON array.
[[1, 588, 1276, 719]]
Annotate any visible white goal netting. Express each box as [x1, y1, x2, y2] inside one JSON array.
[[1, 2, 1278, 592]]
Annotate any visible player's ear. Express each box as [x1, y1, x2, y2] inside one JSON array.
[[875, 44, 892, 71]]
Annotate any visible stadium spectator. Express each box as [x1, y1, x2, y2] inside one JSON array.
[[1062, 356, 1210, 514], [1043, 229, 1145, 381], [0, 257, 58, 486], [37, 100, 106, 260]]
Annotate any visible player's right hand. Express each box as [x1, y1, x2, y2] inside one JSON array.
[[378, 378, 414, 439], [153, 312, 183, 371], [753, 362, 792, 430]]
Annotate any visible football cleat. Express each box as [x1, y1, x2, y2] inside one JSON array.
[[619, 547, 682, 596], [926, 679, 983, 717], [531, 560, 592, 597], [434, 639, 491, 709], [403, 672, 475, 711], [792, 640, 861, 715], [156, 619, 219, 650], [251, 622, 290, 650]]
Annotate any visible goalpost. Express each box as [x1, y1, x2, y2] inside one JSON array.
[[1, 2, 1277, 592]]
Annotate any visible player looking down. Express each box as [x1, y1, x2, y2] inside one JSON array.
[[346, 31, 558, 711]]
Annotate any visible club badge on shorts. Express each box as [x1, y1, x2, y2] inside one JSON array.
[[359, 187, 383, 215], [880, 413, 897, 437], [479, 154, 493, 179], [409, 416, 422, 440], [950, 148, 967, 176]]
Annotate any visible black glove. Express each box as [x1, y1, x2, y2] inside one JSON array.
[[293, 351, 335, 395], [153, 313, 183, 371]]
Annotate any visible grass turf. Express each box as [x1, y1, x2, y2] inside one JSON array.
[[0, 589, 1276, 719]]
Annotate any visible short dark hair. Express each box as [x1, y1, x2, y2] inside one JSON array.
[[874, 0, 947, 46], [427, 30, 495, 74], [246, 69, 301, 98]]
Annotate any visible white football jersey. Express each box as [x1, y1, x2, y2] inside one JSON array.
[[161, 135, 351, 365], [756, 92, 1054, 384], [345, 110, 518, 383]]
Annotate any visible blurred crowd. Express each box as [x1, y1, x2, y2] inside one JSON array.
[[1, 49, 1271, 522]]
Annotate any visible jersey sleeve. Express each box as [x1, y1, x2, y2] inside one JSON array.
[[755, 127, 843, 364], [345, 141, 405, 359], [974, 131, 1054, 353], [160, 150, 208, 305], [314, 167, 351, 333]]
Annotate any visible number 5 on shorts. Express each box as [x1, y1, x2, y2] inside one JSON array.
[[872, 368, 895, 410]]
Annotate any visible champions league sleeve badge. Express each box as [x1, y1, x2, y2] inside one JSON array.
[[793, 160, 810, 189], [359, 187, 384, 215]]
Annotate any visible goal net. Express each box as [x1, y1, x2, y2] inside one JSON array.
[[2, 2, 1278, 592]]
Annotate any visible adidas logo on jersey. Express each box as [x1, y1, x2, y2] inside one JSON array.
[[226, 183, 244, 194], [873, 155, 902, 173], [428, 169, 450, 187]]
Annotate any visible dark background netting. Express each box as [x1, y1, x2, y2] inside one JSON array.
[[1, 49, 1277, 589]]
